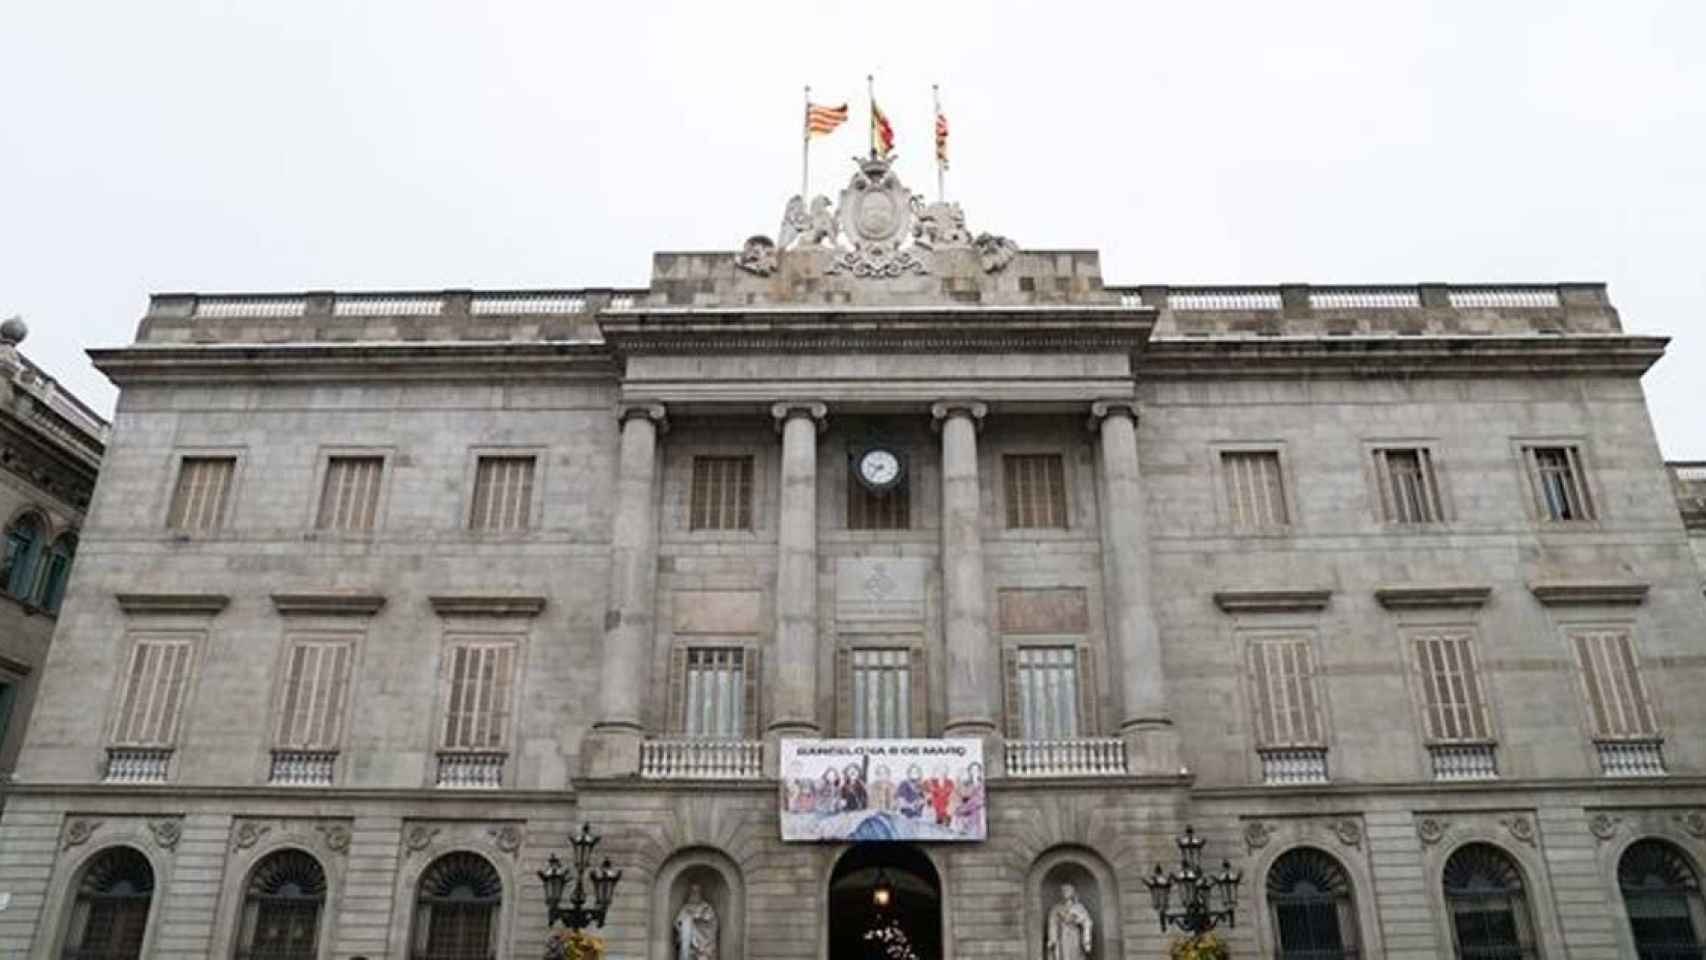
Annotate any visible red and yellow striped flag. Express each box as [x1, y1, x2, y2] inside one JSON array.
[[805, 102, 849, 139], [934, 109, 949, 170], [871, 100, 895, 158]]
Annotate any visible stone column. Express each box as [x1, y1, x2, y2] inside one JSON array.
[[932, 400, 999, 741], [584, 403, 666, 777], [1090, 399, 1180, 774], [768, 402, 828, 739]]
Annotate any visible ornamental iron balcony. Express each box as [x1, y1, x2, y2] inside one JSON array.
[[639, 739, 764, 780], [1004, 738, 1128, 778]]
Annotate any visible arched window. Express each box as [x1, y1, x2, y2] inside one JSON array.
[[39, 534, 75, 612], [1267, 847, 1360, 958], [3, 513, 44, 601], [1618, 839, 1705, 959], [236, 849, 326, 960], [1443, 843, 1538, 959], [412, 852, 501, 960], [62, 846, 153, 959]]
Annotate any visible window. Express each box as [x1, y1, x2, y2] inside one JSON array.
[[111, 637, 194, 748], [1443, 843, 1538, 959], [1222, 450, 1289, 528], [689, 456, 754, 531], [441, 641, 517, 752], [0, 680, 15, 752], [315, 456, 385, 531], [1524, 445, 1595, 522], [1374, 447, 1443, 523], [411, 852, 501, 960], [671, 647, 756, 738], [39, 535, 75, 612], [1267, 847, 1361, 960], [848, 475, 909, 530], [1413, 633, 1492, 742], [1570, 628, 1658, 739], [1004, 454, 1068, 529], [236, 849, 326, 960], [276, 638, 353, 752], [1618, 840, 1705, 959], [469, 456, 536, 531], [61, 846, 153, 960], [166, 456, 236, 530], [1008, 646, 1087, 741], [3, 513, 44, 600], [1247, 638, 1323, 748], [850, 649, 911, 738]]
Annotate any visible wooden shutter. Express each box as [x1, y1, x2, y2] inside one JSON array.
[[1572, 629, 1656, 738], [690, 456, 754, 531], [1002, 646, 1023, 739], [1004, 454, 1068, 529], [276, 638, 353, 749], [113, 637, 194, 746], [1413, 633, 1489, 741], [1376, 448, 1443, 523], [317, 456, 385, 530], [1529, 446, 1595, 522], [1223, 450, 1287, 527], [470, 456, 536, 531], [1075, 645, 1098, 736], [667, 645, 690, 734], [442, 641, 516, 749], [1248, 638, 1321, 747], [167, 457, 235, 530], [741, 645, 761, 738], [908, 646, 928, 737]]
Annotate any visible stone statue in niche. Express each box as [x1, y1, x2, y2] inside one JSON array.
[[674, 883, 719, 960], [1045, 883, 1093, 960]]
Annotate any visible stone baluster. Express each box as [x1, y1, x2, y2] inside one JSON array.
[[932, 401, 1000, 747], [584, 404, 667, 777], [769, 402, 828, 741], [1089, 400, 1180, 775]]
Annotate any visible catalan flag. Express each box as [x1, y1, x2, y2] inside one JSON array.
[[871, 99, 895, 158], [934, 109, 949, 170], [805, 102, 849, 139]]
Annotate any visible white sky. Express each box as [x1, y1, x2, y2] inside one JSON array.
[[3, 1, 1702, 457]]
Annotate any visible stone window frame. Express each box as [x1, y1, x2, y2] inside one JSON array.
[[1421, 825, 1565, 960], [1362, 438, 1453, 527], [834, 634, 927, 738], [1591, 818, 1706, 960], [40, 836, 171, 960], [1000, 637, 1097, 741], [105, 629, 208, 771], [1241, 629, 1332, 750], [460, 445, 547, 535], [263, 628, 363, 785], [306, 445, 395, 536], [997, 450, 1073, 531], [1398, 622, 1502, 749], [1511, 436, 1601, 527], [666, 639, 763, 739], [161, 445, 248, 535], [1558, 618, 1664, 744], [663, 435, 774, 540], [386, 838, 518, 960], [428, 628, 527, 787], [210, 826, 350, 960], [1244, 828, 1386, 960], [1210, 440, 1300, 534]]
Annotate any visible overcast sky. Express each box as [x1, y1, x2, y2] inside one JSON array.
[[3, 1, 1702, 456]]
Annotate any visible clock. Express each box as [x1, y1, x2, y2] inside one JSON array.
[[855, 447, 904, 493]]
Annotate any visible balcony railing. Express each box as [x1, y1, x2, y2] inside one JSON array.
[[105, 747, 172, 784], [1259, 747, 1329, 785], [1429, 743, 1498, 781], [640, 739, 764, 780], [1598, 739, 1666, 777], [1004, 738, 1128, 778], [269, 749, 336, 786], [435, 751, 506, 788]]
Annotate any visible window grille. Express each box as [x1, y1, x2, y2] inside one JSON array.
[[61, 846, 154, 960], [1443, 844, 1539, 959], [315, 456, 385, 531], [166, 456, 236, 530], [236, 849, 326, 960], [3, 513, 44, 599], [469, 456, 535, 531], [1222, 450, 1289, 528], [1571, 628, 1658, 739], [1413, 633, 1492, 742], [441, 641, 516, 751], [1011, 647, 1085, 741], [1375, 448, 1443, 523], [412, 852, 502, 960], [689, 456, 754, 531], [1248, 638, 1323, 747], [1526, 445, 1595, 522], [276, 638, 353, 751], [112, 637, 194, 747], [1267, 847, 1361, 959], [851, 649, 912, 738], [1617, 840, 1705, 959], [848, 477, 909, 530], [680, 647, 748, 738], [1004, 454, 1068, 529]]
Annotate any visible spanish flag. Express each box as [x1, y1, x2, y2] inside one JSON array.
[[935, 109, 949, 170], [805, 102, 849, 139], [871, 100, 895, 159]]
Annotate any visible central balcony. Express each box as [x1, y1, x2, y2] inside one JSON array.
[[640, 739, 764, 780], [1004, 738, 1128, 778]]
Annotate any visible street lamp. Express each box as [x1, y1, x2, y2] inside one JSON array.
[[871, 868, 894, 909], [540, 823, 622, 932], [1144, 825, 1242, 935]]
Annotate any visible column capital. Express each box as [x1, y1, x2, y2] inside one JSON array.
[[930, 399, 988, 432], [770, 401, 828, 434], [618, 402, 669, 434], [1087, 398, 1140, 431]]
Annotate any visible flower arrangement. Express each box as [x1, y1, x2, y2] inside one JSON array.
[[1169, 932, 1230, 960], [544, 927, 606, 960], [862, 917, 921, 960]]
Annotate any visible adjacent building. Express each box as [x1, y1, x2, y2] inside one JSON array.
[[1, 158, 1703, 959]]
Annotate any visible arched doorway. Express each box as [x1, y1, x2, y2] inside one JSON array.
[[829, 843, 941, 960]]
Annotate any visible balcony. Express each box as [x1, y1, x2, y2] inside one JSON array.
[[1004, 738, 1128, 778], [1429, 743, 1499, 781], [640, 739, 764, 780], [269, 749, 336, 786], [1598, 739, 1666, 777], [1259, 747, 1329, 785], [104, 747, 172, 784], [435, 751, 506, 789]]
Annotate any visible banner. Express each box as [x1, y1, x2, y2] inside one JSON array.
[[779, 739, 986, 842]]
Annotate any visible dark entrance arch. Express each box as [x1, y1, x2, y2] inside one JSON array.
[[829, 843, 942, 960]]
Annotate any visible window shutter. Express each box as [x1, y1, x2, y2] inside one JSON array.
[[835, 646, 852, 737], [1372, 449, 1395, 523], [1002, 647, 1023, 739], [277, 639, 353, 749], [908, 646, 928, 737], [1248, 638, 1322, 747], [742, 645, 762, 738], [113, 637, 194, 746], [667, 645, 689, 735], [1075, 645, 1097, 736], [318, 456, 385, 530], [442, 641, 516, 750], [1572, 630, 1656, 738], [167, 457, 236, 530], [470, 456, 536, 531]]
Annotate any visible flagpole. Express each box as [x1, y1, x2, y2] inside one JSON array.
[[801, 85, 811, 199], [867, 73, 876, 159], [933, 83, 944, 203]]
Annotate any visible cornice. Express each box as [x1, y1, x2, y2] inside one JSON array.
[[87, 341, 616, 386], [1375, 586, 1493, 609], [428, 595, 548, 617], [271, 593, 388, 616], [115, 593, 230, 616], [1137, 334, 1667, 379], [1213, 589, 1333, 613], [1529, 581, 1650, 606]]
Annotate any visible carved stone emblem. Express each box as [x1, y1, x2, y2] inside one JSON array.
[[912, 200, 972, 249], [778, 195, 836, 250], [148, 819, 182, 850], [404, 824, 441, 855], [1677, 811, 1706, 840], [1243, 821, 1272, 852], [1588, 813, 1622, 842], [975, 232, 1019, 274], [316, 823, 352, 854], [1333, 818, 1363, 849], [232, 821, 272, 852], [734, 236, 778, 277], [63, 818, 102, 850], [489, 824, 524, 856], [1500, 815, 1536, 846], [1417, 817, 1448, 846]]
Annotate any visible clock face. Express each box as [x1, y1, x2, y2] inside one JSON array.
[[857, 448, 903, 490]]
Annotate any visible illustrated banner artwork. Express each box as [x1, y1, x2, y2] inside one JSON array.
[[780, 739, 986, 842]]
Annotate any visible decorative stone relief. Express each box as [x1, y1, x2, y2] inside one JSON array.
[[489, 824, 524, 857], [912, 200, 972, 249], [1333, 818, 1363, 849], [975, 232, 1019, 273], [1677, 811, 1706, 840], [1587, 813, 1622, 842], [1243, 821, 1272, 852], [734, 236, 778, 277], [232, 821, 272, 852], [779, 196, 836, 250], [1417, 817, 1449, 846], [316, 823, 353, 854], [403, 825, 441, 856], [147, 819, 182, 850], [62, 818, 102, 850], [1500, 815, 1536, 847]]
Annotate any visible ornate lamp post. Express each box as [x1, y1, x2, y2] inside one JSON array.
[[540, 823, 623, 932], [1144, 825, 1242, 935]]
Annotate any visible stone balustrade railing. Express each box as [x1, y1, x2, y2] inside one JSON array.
[[1597, 739, 1666, 777], [435, 751, 506, 789], [1428, 743, 1499, 781], [1004, 738, 1128, 778], [1258, 747, 1330, 785], [151, 288, 649, 322], [1669, 461, 1706, 530], [105, 747, 172, 784], [639, 739, 765, 780], [269, 749, 337, 786]]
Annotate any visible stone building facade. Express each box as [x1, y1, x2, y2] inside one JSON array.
[[1, 159, 1703, 959]]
